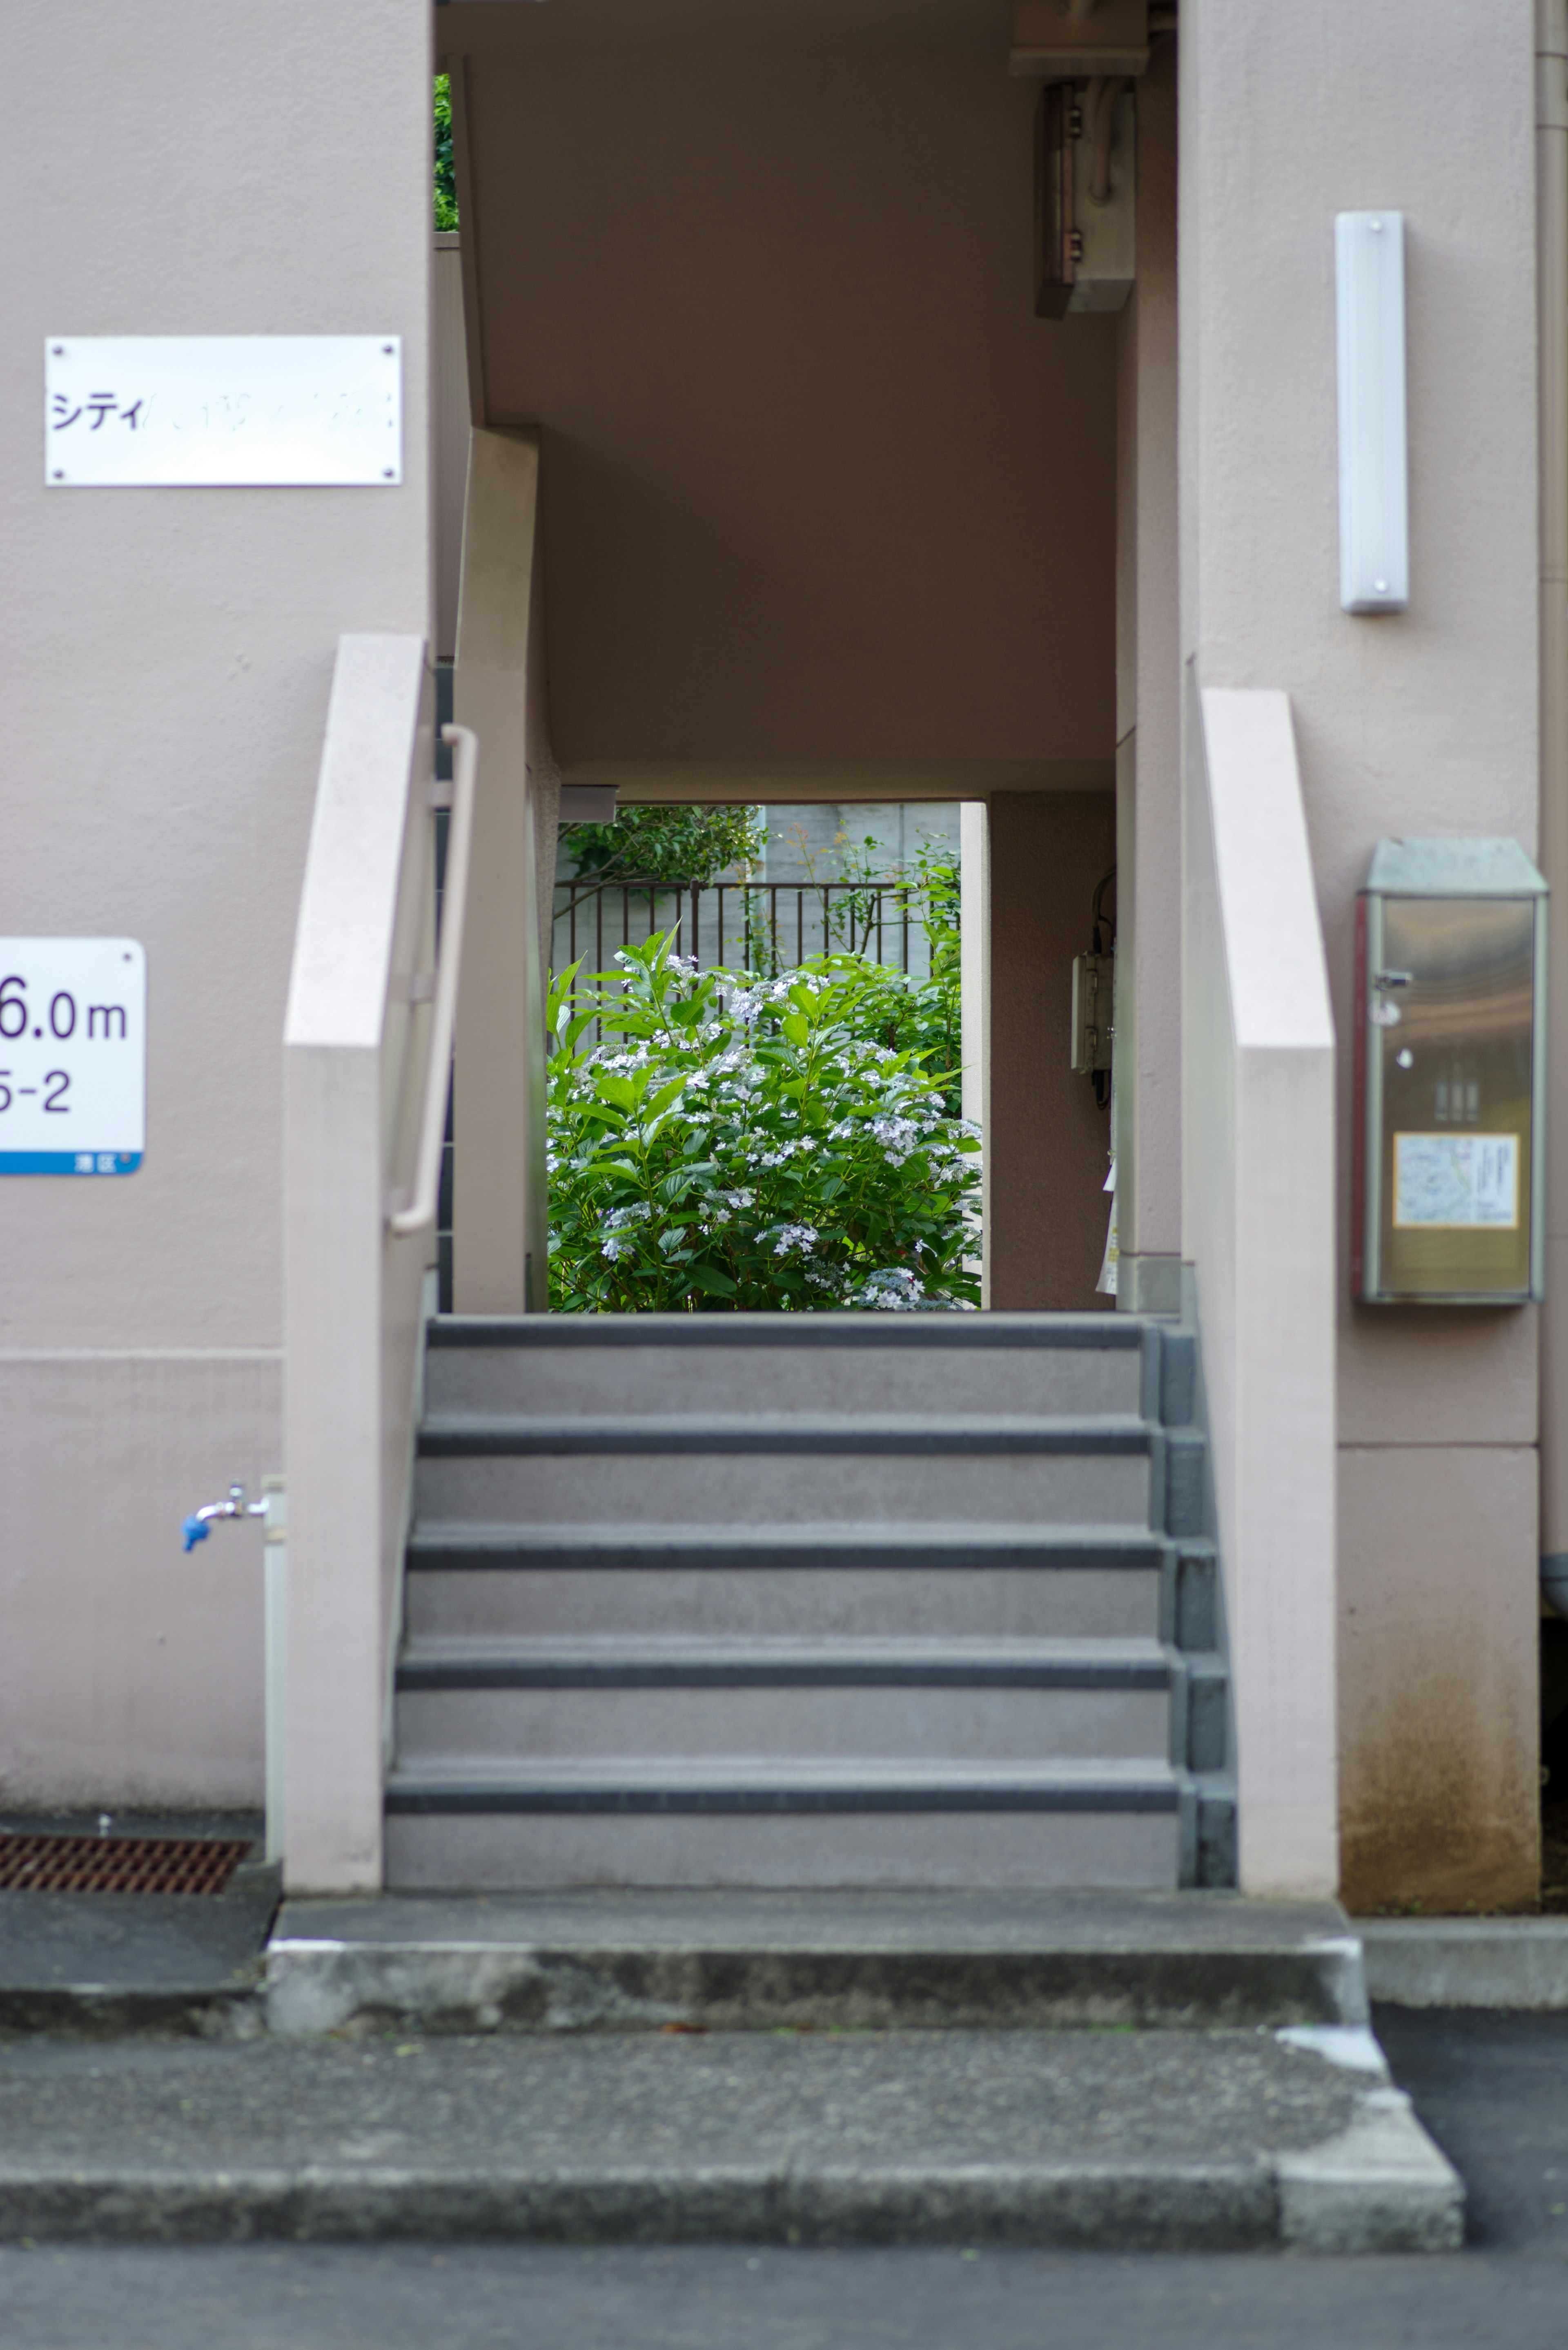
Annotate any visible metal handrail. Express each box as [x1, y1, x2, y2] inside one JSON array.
[[388, 721, 478, 1238]]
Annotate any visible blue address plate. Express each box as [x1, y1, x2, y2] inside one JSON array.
[[0, 1151, 143, 1175]]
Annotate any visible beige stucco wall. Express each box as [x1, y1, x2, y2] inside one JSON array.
[[1180, 0, 1541, 1907], [988, 791, 1118, 1312], [439, 0, 1117, 767], [0, 0, 432, 1807]]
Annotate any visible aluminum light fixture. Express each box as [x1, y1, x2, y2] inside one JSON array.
[[1335, 210, 1408, 614]]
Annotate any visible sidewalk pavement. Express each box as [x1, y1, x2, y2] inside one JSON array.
[[0, 1828, 1461, 2253], [0, 2017, 1459, 2253]]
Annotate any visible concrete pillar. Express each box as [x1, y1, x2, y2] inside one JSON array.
[[1114, 36, 1182, 1316], [1180, 0, 1541, 1909]]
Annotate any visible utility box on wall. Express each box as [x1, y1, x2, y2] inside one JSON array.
[[1033, 83, 1136, 319], [1354, 839, 1547, 1304]]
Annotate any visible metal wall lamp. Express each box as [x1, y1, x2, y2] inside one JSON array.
[[1336, 210, 1409, 614]]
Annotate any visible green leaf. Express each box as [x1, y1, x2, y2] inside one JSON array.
[[685, 1263, 738, 1298], [648, 1074, 690, 1118]]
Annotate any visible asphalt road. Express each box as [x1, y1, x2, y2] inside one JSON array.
[[1, 2006, 1565, 2349]]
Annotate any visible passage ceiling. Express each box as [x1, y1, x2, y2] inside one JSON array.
[[439, 0, 1117, 766]]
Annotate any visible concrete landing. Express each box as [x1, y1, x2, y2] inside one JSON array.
[[0, 2024, 1461, 2253], [268, 1887, 1366, 2038]]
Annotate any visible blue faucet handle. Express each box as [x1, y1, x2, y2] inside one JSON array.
[[182, 1515, 211, 1553]]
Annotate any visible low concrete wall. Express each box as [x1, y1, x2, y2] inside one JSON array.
[[1183, 687, 1338, 1898], [283, 635, 436, 1893]]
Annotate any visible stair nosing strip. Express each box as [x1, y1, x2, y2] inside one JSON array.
[[417, 1414, 1155, 1459], [383, 1775, 1182, 1817], [427, 1314, 1149, 1352], [395, 1652, 1173, 1692], [407, 1543, 1166, 1570], [405, 1529, 1169, 1571]]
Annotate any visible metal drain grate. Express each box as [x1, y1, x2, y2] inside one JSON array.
[[0, 1834, 251, 1897]]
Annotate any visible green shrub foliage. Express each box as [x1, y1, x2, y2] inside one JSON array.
[[559, 804, 766, 892], [804, 844, 961, 1115], [433, 77, 458, 231], [546, 932, 979, 1313]]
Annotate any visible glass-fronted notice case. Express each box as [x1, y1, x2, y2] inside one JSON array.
[[1354, 839, 1547, 1305]]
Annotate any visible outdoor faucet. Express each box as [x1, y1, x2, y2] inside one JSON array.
[[182, 1483, 267, 1552]]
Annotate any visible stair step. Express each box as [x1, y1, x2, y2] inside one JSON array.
[[267, 1884, 1369, 2036], [427, 1312, 1150, 1417], [392, 1637, 1176, 1765], [383, 1760, 1185, 1891], [403, 1522, 1171, 1641], [414, 1418, 1158, 1528]]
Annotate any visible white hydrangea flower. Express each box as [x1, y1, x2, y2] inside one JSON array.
[[855, 1266, 926, 1311], [769, 1223, 819, 1257]]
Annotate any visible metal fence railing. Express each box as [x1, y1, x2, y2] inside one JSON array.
[[551, 878, 928, 982]]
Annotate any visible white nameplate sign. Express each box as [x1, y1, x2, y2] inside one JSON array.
[[0, 941, 145, 1174], [45, 337, 402, 486]]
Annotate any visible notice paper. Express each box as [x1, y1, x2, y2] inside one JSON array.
[[1393, 1132, 1518, 1229]]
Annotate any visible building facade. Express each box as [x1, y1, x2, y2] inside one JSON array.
[[1, 0, 1559, 1914]]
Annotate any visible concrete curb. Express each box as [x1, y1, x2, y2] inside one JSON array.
[[0, 1989, 259, 2041], [264, 1888, 1371, 2039], [1360, 1917, 1568, 2009], [1276, 2085, 1465, 2252], [265, 1936, 1368, 2038], [0, 2122, 1459, 2252]]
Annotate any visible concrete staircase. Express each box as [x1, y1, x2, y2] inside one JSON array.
[[384, 1313, 1234, 1891]]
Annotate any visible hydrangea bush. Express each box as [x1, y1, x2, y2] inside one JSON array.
[[546, 931, 980, 1313]]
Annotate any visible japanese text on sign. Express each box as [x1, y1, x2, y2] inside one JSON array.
[[44, 337, 402, 487], [1393, 1131, 1519, 1230]]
